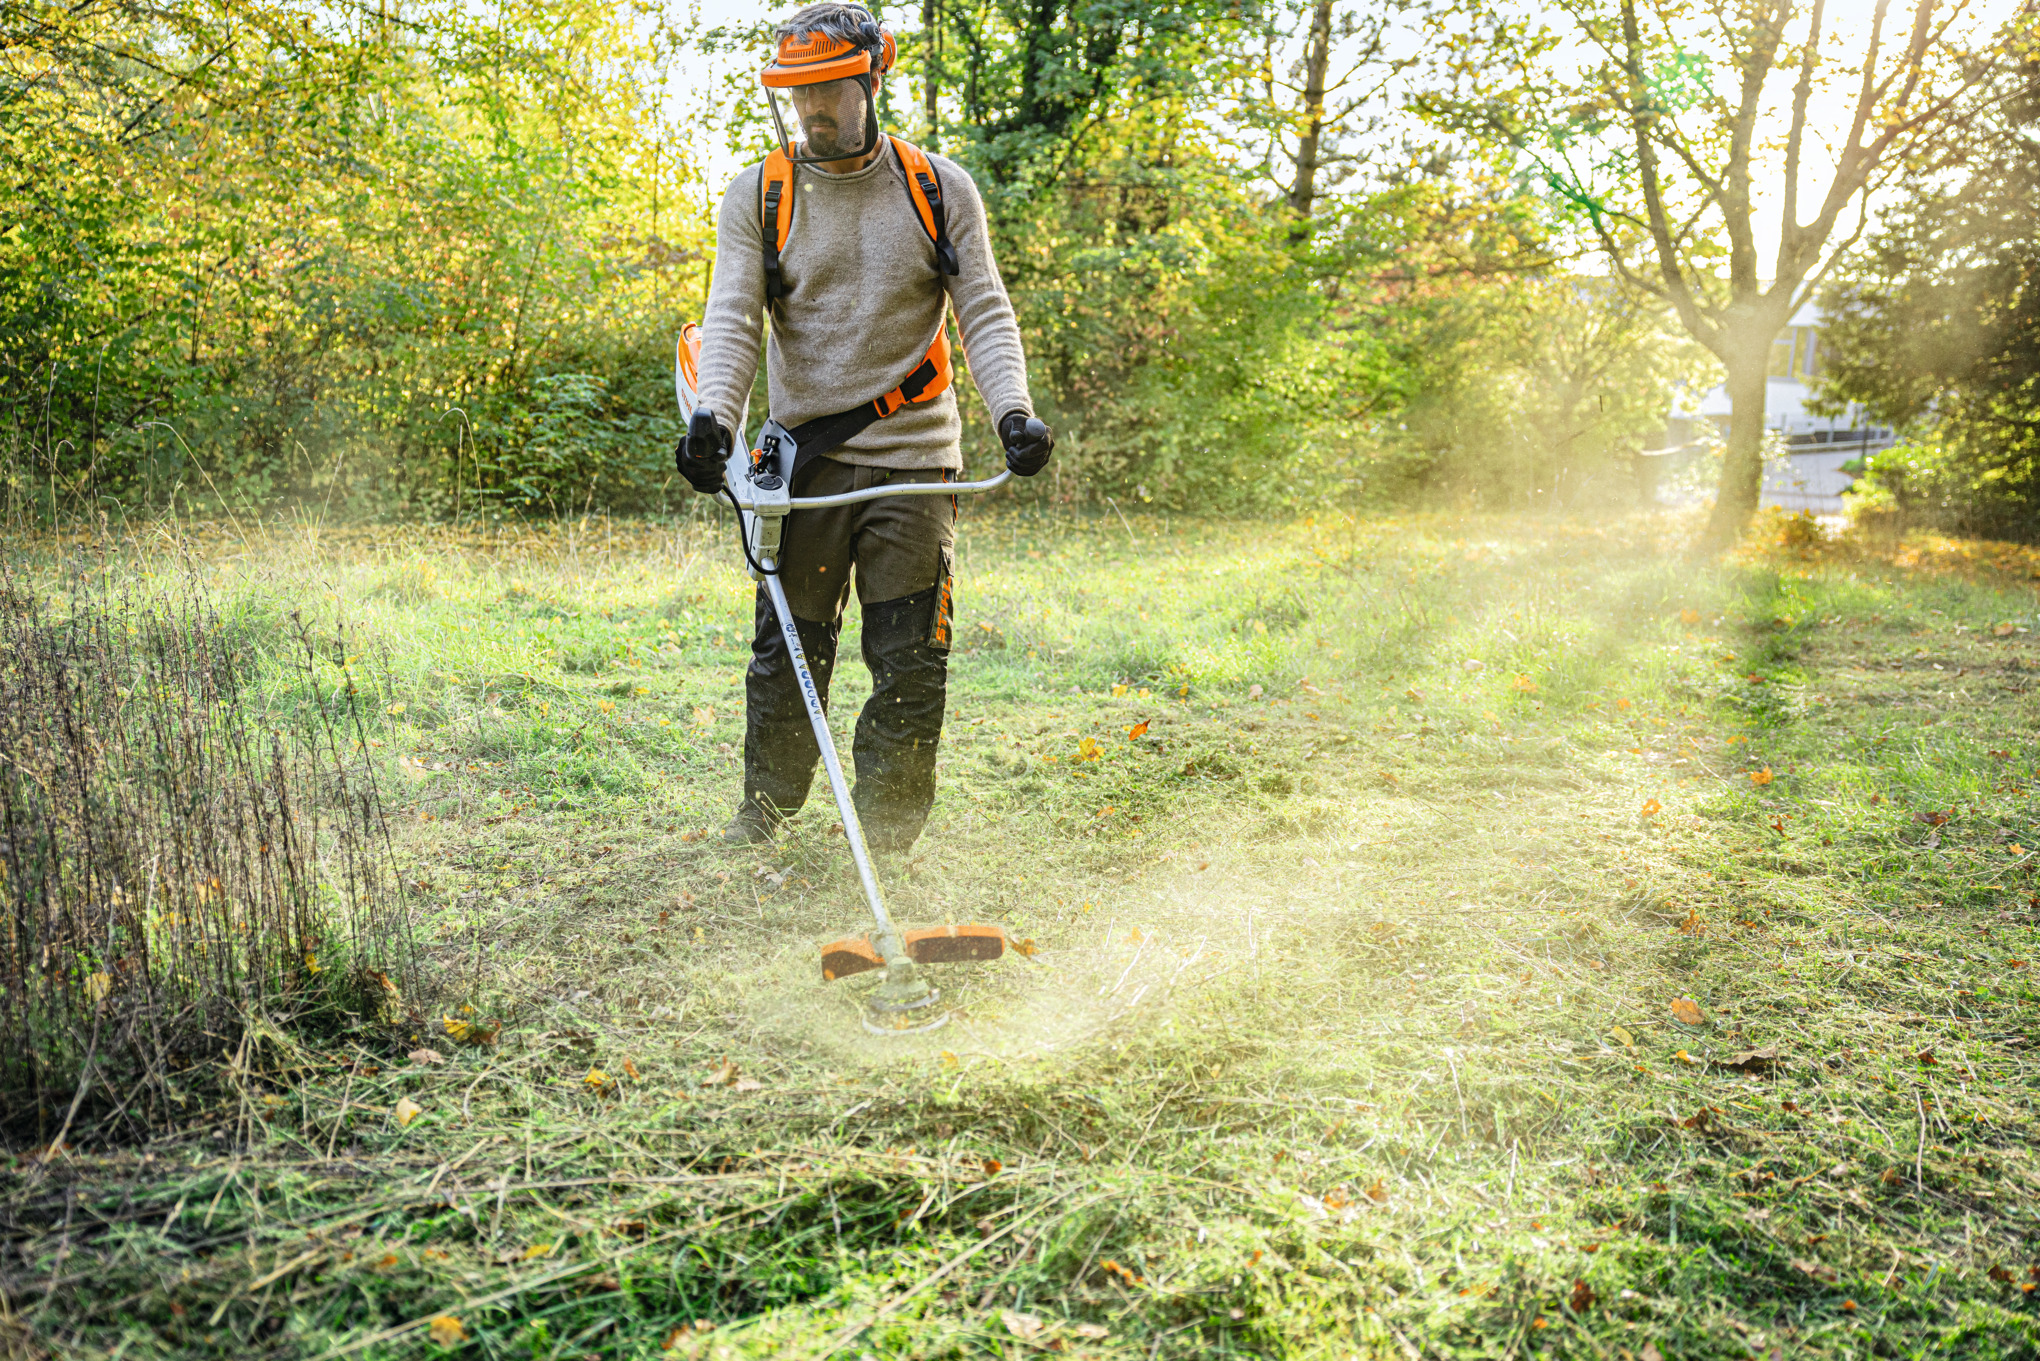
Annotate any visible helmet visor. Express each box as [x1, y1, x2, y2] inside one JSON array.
[[766, 76, 878, 165]]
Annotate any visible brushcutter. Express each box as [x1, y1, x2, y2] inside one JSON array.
[[677, 326, 1010, 1034]]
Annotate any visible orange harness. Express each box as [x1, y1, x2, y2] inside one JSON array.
[[759, 135, 960, 471]]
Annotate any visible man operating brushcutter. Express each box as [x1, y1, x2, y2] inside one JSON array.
[[677, 1, 1053, 852]]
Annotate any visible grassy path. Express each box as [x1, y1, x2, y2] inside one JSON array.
[[7, 510, 2040, 1359]]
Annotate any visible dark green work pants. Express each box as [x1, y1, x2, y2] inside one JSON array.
[[741, 460, 956, 852]]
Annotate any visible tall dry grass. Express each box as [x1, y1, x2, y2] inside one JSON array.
[[0, 563, 414, 1148]]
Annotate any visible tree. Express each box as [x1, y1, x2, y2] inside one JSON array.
[[1225, 0, 1416, 240], [1815, 16, 2040, 539], [1429, 0, 1996, 545]]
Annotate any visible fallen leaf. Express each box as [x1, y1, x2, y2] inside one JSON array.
[[1915, 1048, 1937, 1066], [1126, 927, 1143, 944], [1363, 1178, 1389, 1203], [394, 1097, 422, 1127], [584, 1068, 610, 1090], [1076, 737, 1102, 762], [1914, 808, 1952, 827], [730, 1077, 764, 1093], [1990, 1265, 2015, 1283], [1994, 622, 2017, 637], [623, 1057, 640, 1081], [1073, 1322, 1110, 1339], [1001, 1309, 1045, 1340], [1126, 721, 1149, 740], [522, 1242, 555, 1261], [84, 972, 112, 1005], [1640, 798, 1662, 819], [705, 1057, 740, 1087], [428, 1315, 466, 1345], [1722, 1046, 1781, 1072], [1011, 937, 1039, 957], [1749, 768, 1774, 786], [940, 1050, 959, 1069], [1880, 1167, 1905, 1186], [1247, 684, 1264, 700], [1641, 1345, 1665, 1361], [1678, 609, 1700, 625], [1675, 1049, 1701, 1066], [408, 1048, 445, 1066], [1609, 1025, 1636, 1050], [1672, 1109, 1711, 1131], [1669, 997, 1710, 1027], [983, 1158, 1003, 1179], [1569, 1278, 1595, 1313], [1791, 1258, 1839, 1284], [1510, 674, 1538, 692]]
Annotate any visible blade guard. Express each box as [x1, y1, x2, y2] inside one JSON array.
[[821, 925, 1006, 981]]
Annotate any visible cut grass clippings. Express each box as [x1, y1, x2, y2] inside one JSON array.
[[5, 506, 2040, 1359]]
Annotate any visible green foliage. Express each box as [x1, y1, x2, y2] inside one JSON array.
[[0, 0, 705, 523], [1816, 23, 2040, 541]]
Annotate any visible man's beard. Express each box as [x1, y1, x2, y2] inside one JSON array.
[[803, 116, 844, 158]]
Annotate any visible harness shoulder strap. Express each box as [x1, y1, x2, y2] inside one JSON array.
[[887, 136, 959, 278], [759, 149, 795, 301]]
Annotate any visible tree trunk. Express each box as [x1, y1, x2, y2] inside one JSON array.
[[923, 0, 939, 151], [1701, 356, 1769, 547], [1286, 0, 1333, 242]]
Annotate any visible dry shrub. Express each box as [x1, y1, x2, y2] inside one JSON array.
[[0, 569, 414, 1144]]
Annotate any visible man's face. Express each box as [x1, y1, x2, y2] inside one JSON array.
[[788, 76, 869, 160]]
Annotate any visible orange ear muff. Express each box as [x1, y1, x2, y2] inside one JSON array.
[[878, 29, 896, 73]]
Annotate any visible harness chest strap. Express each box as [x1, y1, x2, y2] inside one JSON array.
[[757, 136, 961, 471]]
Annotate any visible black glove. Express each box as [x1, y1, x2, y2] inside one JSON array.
[[999, 410, 1054, 477], [677, 408, 732, 495]]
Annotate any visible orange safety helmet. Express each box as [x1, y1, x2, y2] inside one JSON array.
[[760, 7, 895, 165]]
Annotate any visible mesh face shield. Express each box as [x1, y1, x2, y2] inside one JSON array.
[[760, 21, 893, 166], [765, 75, 879, 166]]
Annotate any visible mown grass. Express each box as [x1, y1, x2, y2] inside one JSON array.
[[6, 507, 2040, 1359]]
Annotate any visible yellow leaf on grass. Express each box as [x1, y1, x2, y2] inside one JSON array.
[[1617, 698, 1633, 710], [1679, 609, 1701, 625], [1510, 675, 1538, 693], [427, 1315, 465, 1345], [1111, 684, 1128, 697], [1749, 768, 1774, 785], [691, 706, 715, 726], [394, 1097, 422, 1127], [1669, 997, 1710, 1027], [1609, 1025, 1636, 1050], [1077, 737, 1103, 761], [522, 1242, 555, 1261], [584, 1068, 609, 1089], [1126, 721, 1149, 740], [84, 972, 112, 1005], [623, 1057, 640, 1081], [1640, 798, 1662, 819], [940, 1050, 959, 1069], [1676, 1049, 1701, 1066], [386, 703, 406, 715]]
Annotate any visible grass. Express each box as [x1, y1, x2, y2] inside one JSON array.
[[6, 504, 2040, 1359]]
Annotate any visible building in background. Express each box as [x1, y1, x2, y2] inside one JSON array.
[[1646, 302, 1897, 512]]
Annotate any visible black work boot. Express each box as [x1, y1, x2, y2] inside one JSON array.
[[736, 589, 841, 836], [852, 586, 950, 853]]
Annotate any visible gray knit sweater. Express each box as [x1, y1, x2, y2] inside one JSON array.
[[693, 138, 1032, 470]]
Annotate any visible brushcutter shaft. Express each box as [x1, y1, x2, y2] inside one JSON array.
[[759, 564, 902, 961]]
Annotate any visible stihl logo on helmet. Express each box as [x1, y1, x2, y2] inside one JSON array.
[[761, 6, 895, 165]]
